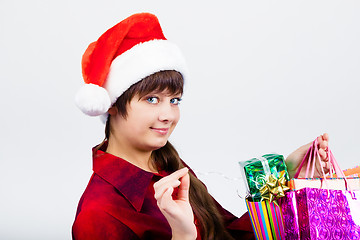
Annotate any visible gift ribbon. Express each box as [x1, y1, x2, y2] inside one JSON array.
[[260, 156, 272, 177], [253, 156, 272, 190], [255, 156, 290, 205], [259, 171, 290, 206]]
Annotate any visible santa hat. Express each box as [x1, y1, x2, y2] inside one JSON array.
[[75, 13, 188, 119]]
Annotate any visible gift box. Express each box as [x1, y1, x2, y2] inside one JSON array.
[[333, 165, 360, 178], [240, 154, 290, 240], [239, 154, 290, 201], [343, 165, 360, 177]]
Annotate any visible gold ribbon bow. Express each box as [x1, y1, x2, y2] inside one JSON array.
[[259, 171, 290, 206]]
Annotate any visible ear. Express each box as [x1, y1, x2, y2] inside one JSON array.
[[108, 106, 118, 116]]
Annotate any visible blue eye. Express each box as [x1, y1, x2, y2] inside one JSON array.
[[170, 98, 182, 105], [146, 97, 159, 104]]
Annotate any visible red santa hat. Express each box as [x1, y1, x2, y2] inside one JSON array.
[[75, 13, 188, 119]]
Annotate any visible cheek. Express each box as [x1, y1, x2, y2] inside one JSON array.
[[127, 110, 157, 133], [128, 115, 149, 131], [172, 110, 181, 126], [175, 109, 180, 122], [175, 115, 180, 124]]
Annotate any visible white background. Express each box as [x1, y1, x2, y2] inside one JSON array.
[[1, 1, 359, 239]]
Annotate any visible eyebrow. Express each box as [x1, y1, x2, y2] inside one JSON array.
[[140, 91, 182, 97]]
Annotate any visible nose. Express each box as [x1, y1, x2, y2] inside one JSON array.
[[158, 102, 179, 123]]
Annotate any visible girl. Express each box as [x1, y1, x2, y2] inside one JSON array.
[[73, 13, 329, 240]]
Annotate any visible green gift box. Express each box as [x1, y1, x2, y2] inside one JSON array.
[[239, 154, 290, 201]]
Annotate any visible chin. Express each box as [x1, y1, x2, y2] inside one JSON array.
[[150, 141, 168, 151]]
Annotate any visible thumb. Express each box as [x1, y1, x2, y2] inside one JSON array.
[[177, 171, 190, 201]]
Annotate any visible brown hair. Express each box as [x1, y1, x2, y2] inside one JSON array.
[[104, 70, 234, 239]]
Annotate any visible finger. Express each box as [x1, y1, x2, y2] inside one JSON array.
[[318, 148, 328, 162], [320, 139, 328, 150], [153, 168, 189, 190], [314, 157, 329, 177], [154, 177, 181, 192], [318, 134, 329, 160], [169, 167, 189, 179], [158, 187, 173, 207], [154, 168, 189, 200], [321, 161, 330, 174], [317, 135, 328, 149], [154, 180, 181, 200], [322, 133, 329, 142], [177, 173, 190, 201], [157, 187, 176, 213]]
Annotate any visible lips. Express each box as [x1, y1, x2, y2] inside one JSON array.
[[150, 127, 169, 135]]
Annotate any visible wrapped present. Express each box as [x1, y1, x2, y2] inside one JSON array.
[[239, 154, 290, 201], [332, 165, 360, 178], [240, 154, 291, 240], [342, 165, 360, 177]]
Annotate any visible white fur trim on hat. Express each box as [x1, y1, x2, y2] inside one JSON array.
[[75, 83, 111, 116], [104, 39, 188, 105]]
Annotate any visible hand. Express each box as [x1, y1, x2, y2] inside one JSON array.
[[286, 133, 329, 178], [153, 168, 197, 240]]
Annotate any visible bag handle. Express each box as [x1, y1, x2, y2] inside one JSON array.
[[293, 142, 313, 178], [293, 140, 318, 178], [294, 138, 345, 179], [293, 138, 354, 196], [294, 138, 356, 199], [329, 149, 346, 178]]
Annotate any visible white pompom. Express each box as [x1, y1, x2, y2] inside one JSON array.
[[75, 84, 111, 116]]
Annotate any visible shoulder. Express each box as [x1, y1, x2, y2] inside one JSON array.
[[79, 173, 128, 205], [75, 173, 134, 219], [72, 207, 138, 240], [73, 173, 136, 237]]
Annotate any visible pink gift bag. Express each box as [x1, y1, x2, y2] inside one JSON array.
[[279, 139, 360, 239]]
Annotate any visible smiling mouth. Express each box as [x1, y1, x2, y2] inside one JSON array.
[[150, 127, 169, 135]]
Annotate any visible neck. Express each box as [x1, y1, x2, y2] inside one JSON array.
[[106, 136, 157, 173]]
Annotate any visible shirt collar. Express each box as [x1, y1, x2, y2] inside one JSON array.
[[92, 142, 158, 212]]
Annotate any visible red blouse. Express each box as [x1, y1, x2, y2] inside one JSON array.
[[72, 144, 254, 239]]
